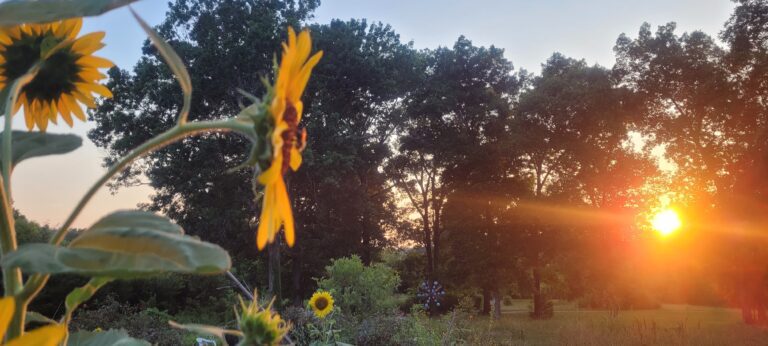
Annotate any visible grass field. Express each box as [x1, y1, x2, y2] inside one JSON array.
[[459, 301, 768, 345]]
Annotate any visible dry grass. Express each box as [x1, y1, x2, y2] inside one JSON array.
[[461, 302, 768, 345]]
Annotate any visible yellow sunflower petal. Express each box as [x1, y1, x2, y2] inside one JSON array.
[[72, 89, 96, 108], [76, 82, 112, 98], [77, 55, 114, 69], [47, 101, 59, 123], [290, 51, 323, 101], [276, 178, 295, 247], [258, 152, 283, 185], [13, 93, 25, 115], [57, 98, 73, 127], [6, 324, 67, 346], [256, 187, 272, 250], [289, 147, 302, 172], [0, 297, 15, 341], [0, 32, 10, 45], [68, 19, 83, 39], [63, 94, 86, 121], [78, 69, 106, 81], [296, 29, 312, 68], [7, 27, 22, 40], [23, 100, 34, 130], [71, 32, 106, 54]]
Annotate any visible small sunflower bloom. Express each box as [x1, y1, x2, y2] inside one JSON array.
[[237, 294, 290, 346], [256, 27, 322, 250], [0, 18, 114, 132], [0, 297, 67, 346], [308, 290, 334, 319]]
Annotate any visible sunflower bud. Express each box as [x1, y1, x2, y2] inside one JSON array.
[[237, 293, 290, 346]]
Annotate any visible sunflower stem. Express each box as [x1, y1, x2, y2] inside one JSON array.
[[19, 118, 255, 305]]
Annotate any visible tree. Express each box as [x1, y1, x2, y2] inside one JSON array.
[[513, 54, 650, 318], [391, 36, 521, 283]]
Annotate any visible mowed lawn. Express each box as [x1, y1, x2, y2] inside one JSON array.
[[461, 300, 768, 345]]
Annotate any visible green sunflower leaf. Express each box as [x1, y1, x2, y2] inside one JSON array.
[[0, 131, 82, 169], [1, 210, 231, 278], [130, 8, 192, 124], [0, 0, 138, 25], [67, 329, 150, 346]]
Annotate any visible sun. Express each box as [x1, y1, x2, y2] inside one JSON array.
[[651, 209, 682, 236]]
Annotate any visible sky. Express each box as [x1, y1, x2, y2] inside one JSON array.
[[7, 0, 736, 228]]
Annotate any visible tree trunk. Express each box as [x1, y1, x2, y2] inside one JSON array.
[[482, 288, 491, 315], [492, 290, 502, 320], [292, 248, 302, 306], [361, 208, 372, 265], [432, 202, 441, 278], [423, 218, 434, 279], [532, 266, 543, 319]]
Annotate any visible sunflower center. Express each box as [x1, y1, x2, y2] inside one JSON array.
[[280, 102, 299, 175], [314, 297, 328, 310], [1, 32, 81, 103]]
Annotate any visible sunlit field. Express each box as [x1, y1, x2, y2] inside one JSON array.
[[461, 302, 768, 345]]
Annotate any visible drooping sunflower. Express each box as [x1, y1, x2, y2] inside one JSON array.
[[0, 18, 114, 131], [0, 297, 67, 346], [256, 27, 322, 250], [308, 291, 334, 319]]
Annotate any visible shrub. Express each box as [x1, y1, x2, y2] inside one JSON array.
[[71, 296, 185, 345], [317, 256, 401, 318]]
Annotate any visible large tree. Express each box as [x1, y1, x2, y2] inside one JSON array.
[[391, 36, 521, 282], [513, 54, 651, 318]]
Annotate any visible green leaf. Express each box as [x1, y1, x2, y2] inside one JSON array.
[[0, 131, 82, 169], [26, 311, 57, 325], [89, 210, 183, 235], [2, 211, 231, 277], [65, 277, 113, 323], [0, 0, 138, 25], [68, 329, 150, 346], [130, 8, 192, 123]]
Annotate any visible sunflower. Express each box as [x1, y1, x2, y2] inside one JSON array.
[[0, 18, 113, 132], [308, 291, 334, 319], [256, 27, 322, 250], [0, 297, 67, 346], [237, 293, 290, 346]]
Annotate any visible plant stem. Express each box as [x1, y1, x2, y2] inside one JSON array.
[[18, 118, 255, 304]]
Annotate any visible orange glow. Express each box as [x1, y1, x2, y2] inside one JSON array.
[[651, 209, 682, 236]]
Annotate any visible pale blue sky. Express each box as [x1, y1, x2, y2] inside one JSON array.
[[10, 0, 735, 228]]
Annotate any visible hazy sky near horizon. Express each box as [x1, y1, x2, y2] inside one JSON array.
[[9, 0, 736, 228]]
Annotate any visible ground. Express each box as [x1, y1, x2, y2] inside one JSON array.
[[460, 300, 768, 345]]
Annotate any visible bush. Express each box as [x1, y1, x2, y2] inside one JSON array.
[[317, 255, 401, 318], [356, 315, 409, 346], [71, 296, 185, 345]]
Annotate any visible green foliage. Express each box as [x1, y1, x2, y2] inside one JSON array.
[[0, 131, 81, 170], [0, 0, 137, 25], [317, 256, 400, 318], [14, 210, 54, 245], [70, 296, 185, 345]]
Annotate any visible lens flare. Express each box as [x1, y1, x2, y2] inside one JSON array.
[[651, 209, 681, 236]]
